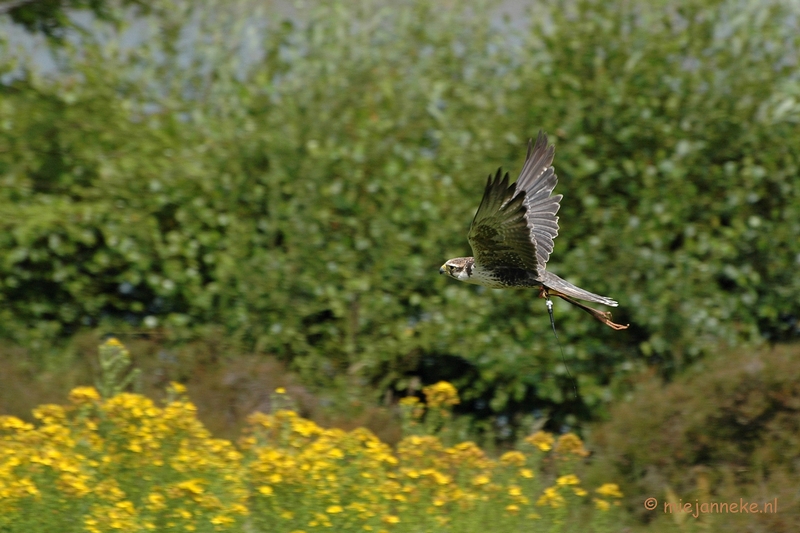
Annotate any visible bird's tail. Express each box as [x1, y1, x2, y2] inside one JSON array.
[[541, 271, 618, 306], [541, 271, 629, 330]]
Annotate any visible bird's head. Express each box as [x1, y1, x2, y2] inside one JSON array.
[[439, 257, 474, 282]]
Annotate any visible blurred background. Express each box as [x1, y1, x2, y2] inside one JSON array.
[[1, 0, 799, 530]]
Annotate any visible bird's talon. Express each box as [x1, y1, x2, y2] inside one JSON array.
[[538, 287, 548, 299]]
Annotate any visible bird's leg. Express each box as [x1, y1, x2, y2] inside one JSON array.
[[542, 288, 555, 330], [539, 287, 558, 329], [539, 287, 563, 335], [547, 289, 629, 330]]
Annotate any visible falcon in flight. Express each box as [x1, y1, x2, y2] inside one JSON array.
[[439, 131, 628, 330]]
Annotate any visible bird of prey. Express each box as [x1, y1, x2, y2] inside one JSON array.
[[439, 131, 628, 330]]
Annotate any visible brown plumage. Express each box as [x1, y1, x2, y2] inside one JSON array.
[[440, 131, 628, 330]]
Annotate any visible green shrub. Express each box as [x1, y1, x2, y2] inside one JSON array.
[[587, 343, 800, 532], [1, 0, 799, 427]]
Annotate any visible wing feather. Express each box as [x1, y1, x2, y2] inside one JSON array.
[[519, 131, 561, 273], [467, 169, 540, 273], [466, 131, 562, 277]]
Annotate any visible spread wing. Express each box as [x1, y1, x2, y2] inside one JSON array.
[[467, 131, 562, 278], [516, 131, 562, 270], [468, 168, 539, 273]]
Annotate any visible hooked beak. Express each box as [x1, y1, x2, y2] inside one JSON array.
[[439, 264, 446, 275]]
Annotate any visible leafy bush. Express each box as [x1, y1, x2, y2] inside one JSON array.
[[1, 0, 799, 424], [587, 343, 800, 532]]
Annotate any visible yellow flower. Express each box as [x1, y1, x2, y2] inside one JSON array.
[[326, 505, 343, 514], [382, 515, 400, 524], [525, 431, 554, 452], [519, 468, 534, 479], [398, 396, 419, 406], [596, 483, 623, 498], [115, 501, 135, 514], [573, 487, 588, 497], [85, 518, 101, 533], [58, 473, 92, 497], [211, 515, 235, 526], [148, 493, 166, 510], [506, 504, 520, 514], [431, 471, 451, 485], [508, 486, 522, 497], [104, 337, 123, 347], [422, 381, 460, 407], [537, 486, 566, 508], [0, 416, 34, 431], [327, 448, 344, 459], [174, 479, 205, 495], [258, 486, 274, 496], [69, 386, 101, 404], [555, 433, 589, 457], [32, 404, 66, 423], [556, 474, 580, 486], [594, 498, 611, 511], [18, 478, 40, 496], [230, 504, 249, 516], [170, 382, 187, 395], [472, 474, 490, 486], [275, 387, 286, 394], [499, 451, 526, 466]]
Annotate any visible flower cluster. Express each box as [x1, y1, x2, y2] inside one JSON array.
[[1, 382, 248, 532], [0, 341, 624, 532], [421, 381, 460, 407], [243, 384, 624, 531]]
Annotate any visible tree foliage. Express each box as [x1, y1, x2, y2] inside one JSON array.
[[0, 0, 151, 40], [1, 0, 799, 427]]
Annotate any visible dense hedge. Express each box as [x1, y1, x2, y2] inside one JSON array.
[[1, 0, 799, 423]]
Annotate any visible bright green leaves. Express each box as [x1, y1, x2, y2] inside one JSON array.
[[1, 0, 799, 429]]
